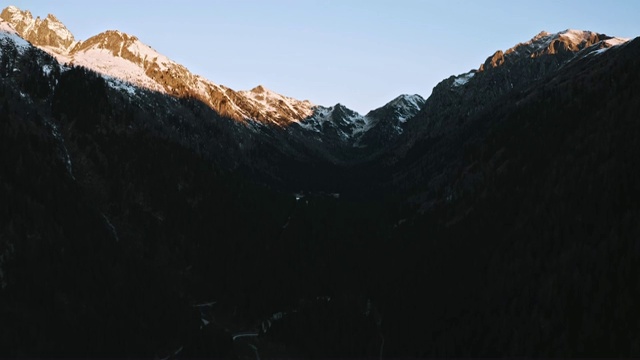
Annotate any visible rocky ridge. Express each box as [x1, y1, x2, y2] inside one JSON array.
[[0, 5, 428, 146], [0, 6, 317, 126], [399, 29, 631, 148], [296, 94, 425, 145], [0, 5, 75, 53], [480, 29, 628, 71], [3, 6, 632, 163]]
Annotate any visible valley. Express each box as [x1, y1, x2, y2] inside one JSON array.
[[1, 5, 640, 357]]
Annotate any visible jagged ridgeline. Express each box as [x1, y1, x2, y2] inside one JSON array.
[[2, 5, 640, 358]]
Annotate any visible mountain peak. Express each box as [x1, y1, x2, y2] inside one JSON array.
[[1, 5, 29, 18], [389, 94, 425, 110], [45, 13, 60, 22], [1, 5, 76, 53], [240, 85, 316, 125], [534, 30, 551, 38], [73, 30, 141, 56], [2, 5, 317, 126], [250, 85, 267, 93], [365, 94, 425, 125], [97, 29, 138, 41], [1, 5, 33, 30], [0, 4, 442, 133], [480, 29, 629, 71]]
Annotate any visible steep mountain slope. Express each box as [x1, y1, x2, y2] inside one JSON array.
[[344, 28, 631, 173], [0, 3, 434, 171], [356, 94, 425, 148], [404, 29, 628, 141], [0, 5, 426, 140], [379, 37, 640, 356], [0, 17, 29, 51], [0, 5, 315, 126], [0, 29, 280, 356], [0, 28, 386, 356], [239, 85, 315, 124]]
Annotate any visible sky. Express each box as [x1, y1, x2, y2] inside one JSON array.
[[4, 0, 640, 113]]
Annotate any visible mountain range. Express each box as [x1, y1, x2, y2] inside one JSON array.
[[1, 5, 629, 161], [1, 4, 426, 134], [1, 4, 640, 358]]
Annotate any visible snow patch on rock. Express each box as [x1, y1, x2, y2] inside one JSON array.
[[452, 72, 475, 87], [0, 20, 30, 52]]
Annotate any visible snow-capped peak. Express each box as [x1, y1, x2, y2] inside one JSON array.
[[364, 94, 425, 129], [66, 30, 178, 94], [522, 29, 629, 56], [42, 13, 74, 46], [0, 4, 427, 135], [0, 5, 76, 53], [296, 93, 426, 144], [505, 29, 597, 55], [1, 5, 319, 126], [480, 29, 630, 72], [70, 30, 177, 78], [297, 103, 368, 139], [1, 5, 31, 26], [239, 85, 315, 125], [387, 94, 425, 110], [64, 29, 291, 123]]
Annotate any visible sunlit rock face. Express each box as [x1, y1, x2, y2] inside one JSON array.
[[1, 6, 76, 52], [0, 5, 316, 125], [480, 29, 627, 71]]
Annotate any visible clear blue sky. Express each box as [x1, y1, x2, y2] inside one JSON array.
[[6, 0, 640, 113]]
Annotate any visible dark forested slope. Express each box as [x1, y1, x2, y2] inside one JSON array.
[[1, 29, 640, 358]]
